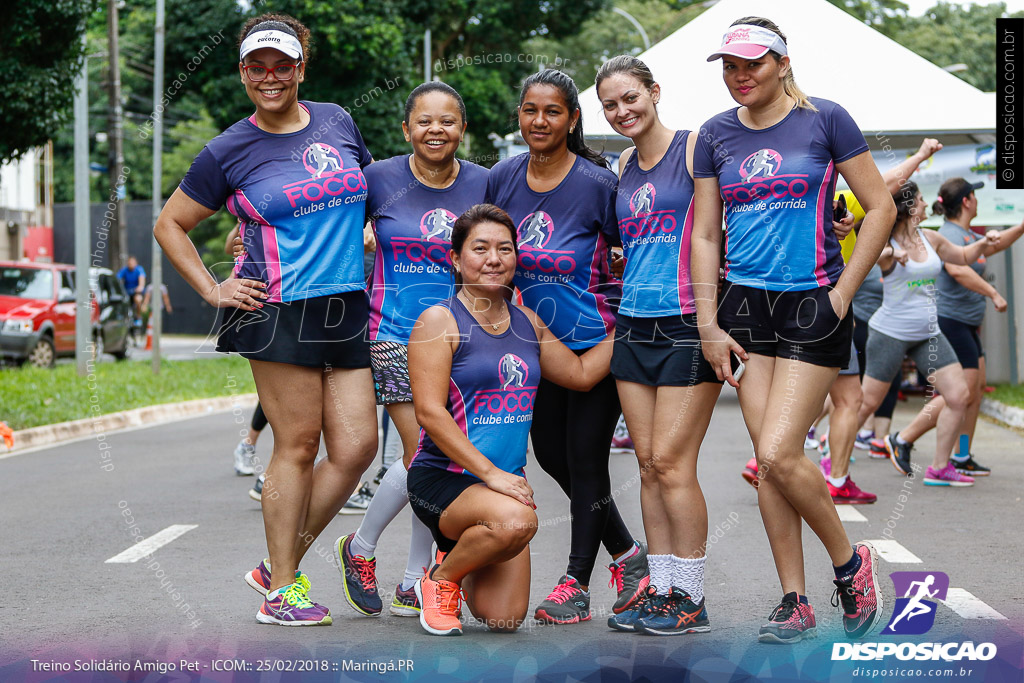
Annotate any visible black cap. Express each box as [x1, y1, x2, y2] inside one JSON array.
[[947, 180, 984, 208]]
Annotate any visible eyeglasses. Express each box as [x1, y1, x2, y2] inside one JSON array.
[[241, 63, 300, 82]]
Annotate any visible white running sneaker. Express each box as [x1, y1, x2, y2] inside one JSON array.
[[234, 440, 256, 476]]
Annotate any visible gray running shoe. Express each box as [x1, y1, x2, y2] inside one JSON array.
[[234, 440, 256, 476], [534, 575, 590, 624], [609, 541, 651, 613], [249, 473, 265, 502], [339, 482, 374, 515]]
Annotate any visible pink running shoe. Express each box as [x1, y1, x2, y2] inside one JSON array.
[[832, 543, 882, 639], [828, 477, 877, 504], [741, 458, 759, 489], [924, 463, 974, 487], [818, 456, 831, 478]]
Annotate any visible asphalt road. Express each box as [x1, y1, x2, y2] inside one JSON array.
[[0, 390, 1020, 681]]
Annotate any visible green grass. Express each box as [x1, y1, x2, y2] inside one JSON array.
[[989, 383, 1024, 410], [0, 357, 255, 431]]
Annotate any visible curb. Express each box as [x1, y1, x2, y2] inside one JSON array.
[[980, 397, 1024, 430], [2, 394, 259, 456]]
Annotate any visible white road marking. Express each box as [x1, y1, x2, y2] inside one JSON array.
[[105, 524, 198, 563], [941, 588, 1008, 620], [835, 506, 868, 522], [863, 539, 922, 563]]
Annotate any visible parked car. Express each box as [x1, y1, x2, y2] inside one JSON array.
[[0, 261, 133, 367]]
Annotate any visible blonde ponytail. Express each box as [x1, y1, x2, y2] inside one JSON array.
[[783, 69, 816, 111]]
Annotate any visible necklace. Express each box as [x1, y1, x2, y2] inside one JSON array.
[[460, 291, 507, 330]]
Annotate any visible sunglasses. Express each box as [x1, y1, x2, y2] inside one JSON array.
[[241, 63, 301, 82]]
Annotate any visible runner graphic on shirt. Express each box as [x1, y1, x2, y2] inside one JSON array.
[[308, 143, 341, 178], [740, 148, 783, 181], [422, 208, 455, 241], [632, 183, 654, 217], [519, 212, 551, 248], [501, 353, 526, 390]]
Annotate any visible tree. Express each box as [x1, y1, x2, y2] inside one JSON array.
[[524, 0, 706, 85], [894, 2, 1024, 92], [0, 0, 97, 164]]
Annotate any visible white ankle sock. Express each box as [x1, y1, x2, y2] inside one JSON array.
[[671, 555, 706, 604], [895, 434, 909, 446], [649, 554, 673, 595], [828, 474, 849, 487]]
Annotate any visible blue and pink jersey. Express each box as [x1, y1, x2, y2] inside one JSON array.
[[693, 98, 868, 291], [616, 130, 696, 317], [410, 297, 541, 477], [179, 101, 372, 303], [364, 156, 488, 344], [486, 153, 621, 349]]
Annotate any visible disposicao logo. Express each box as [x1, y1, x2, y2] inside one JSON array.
[[883, 571, 948, 635], [831, 570, 997, 663]]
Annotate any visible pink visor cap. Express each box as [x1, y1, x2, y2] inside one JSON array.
[[707, 24, 788, 62]]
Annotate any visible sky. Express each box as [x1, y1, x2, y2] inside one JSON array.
[[902, 0, 1024, 14]]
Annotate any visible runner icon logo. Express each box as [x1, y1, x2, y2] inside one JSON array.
[[882, 571, 949, 636], [739, 148, 783, 181], [302, 143, 342, 178], [420, 208, 457, 242], [517, 211, 554, 249], [498, 353, 528, 390], [630, 183, 656, 217]]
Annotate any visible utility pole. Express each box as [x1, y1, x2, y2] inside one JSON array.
[[107, 0, 126, 271], [150, 0, 165, 374], [74, 39, 91, 376]]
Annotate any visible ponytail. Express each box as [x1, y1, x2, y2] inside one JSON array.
[[519, 69, 610, 170]]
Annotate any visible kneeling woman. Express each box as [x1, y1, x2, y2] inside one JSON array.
[[406, 204, 613, 636]]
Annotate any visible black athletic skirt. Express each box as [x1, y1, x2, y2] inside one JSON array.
[[216, 290, 370, 368]]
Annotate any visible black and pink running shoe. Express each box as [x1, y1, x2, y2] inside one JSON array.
[[758, 592, 817, 643], [832, 542, 883, 639]]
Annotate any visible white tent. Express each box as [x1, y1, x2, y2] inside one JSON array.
[[577, 0, 995, 149]]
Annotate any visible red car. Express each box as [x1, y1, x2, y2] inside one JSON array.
[[0, 261, 133, 367]]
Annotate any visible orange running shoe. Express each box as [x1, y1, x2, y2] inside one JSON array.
[[414, 566, 465, 636]]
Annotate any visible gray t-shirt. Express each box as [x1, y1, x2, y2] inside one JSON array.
[[852, 264, 884, 322], [936, 220, 987, 326]]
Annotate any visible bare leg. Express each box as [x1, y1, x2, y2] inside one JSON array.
[[828, 375, 862, 480], [463, 546, 532, 632], [756, 358, 854, 574], [924, 364, 970, 470], [735, 355, 806, 595], [296, 367, 378, 560], [250, 360, 323, 592], [898, 395, 943, 444], [435, 484, 538, 585], [616, 382, 668, 551], [856, 375, 896, 429], [387, 402, 421, 469], [963, 361, 984, 447]]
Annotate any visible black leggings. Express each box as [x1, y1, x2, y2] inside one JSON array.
[[530, 371, 634, 586], [853, 318, 899, 420], [251, 402, 268, 432]]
